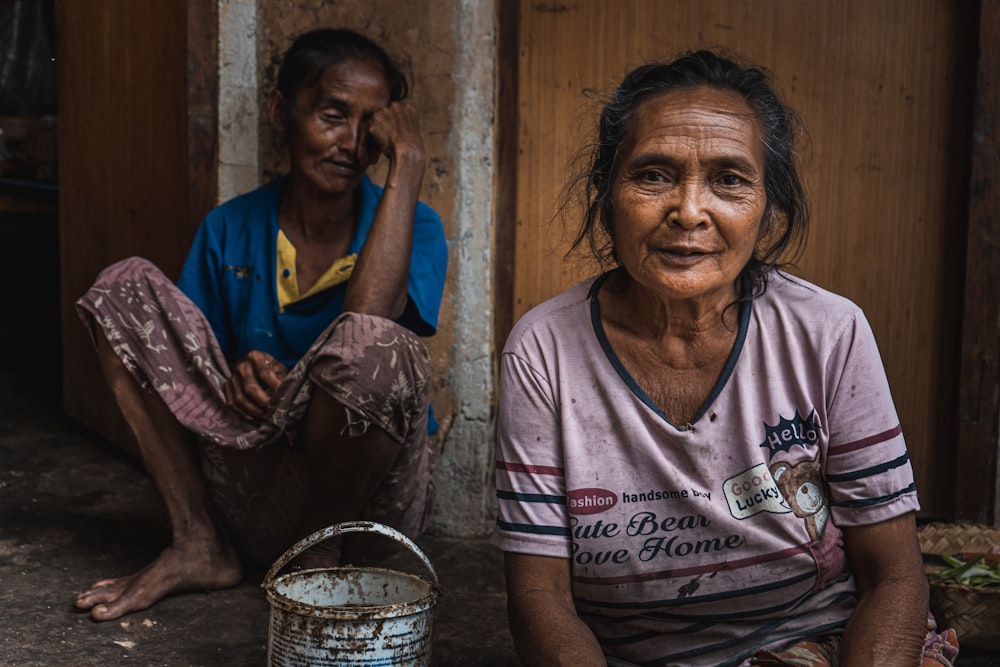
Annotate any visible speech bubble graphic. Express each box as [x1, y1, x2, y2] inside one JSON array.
[[758, 409, 820, 457], [725, 463, 791, 519]]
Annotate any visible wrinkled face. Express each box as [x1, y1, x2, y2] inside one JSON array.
[[609, 86, 769, 304], [280, 58, 391, 195]]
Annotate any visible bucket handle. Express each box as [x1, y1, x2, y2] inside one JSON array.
[[263, 520, 440, 590]]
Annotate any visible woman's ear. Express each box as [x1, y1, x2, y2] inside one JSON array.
[[266, 90, 286, 132]]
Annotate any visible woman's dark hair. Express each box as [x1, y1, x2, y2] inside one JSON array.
[[275, 28, 410, 107], [571, 50, 809, 300]]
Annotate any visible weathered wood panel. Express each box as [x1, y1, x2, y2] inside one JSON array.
[[955, 0, 1000, 523], [57, 1, 212, 448]]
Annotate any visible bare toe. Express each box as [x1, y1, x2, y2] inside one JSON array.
[[76, 579, 127, 610], [90, 596, 147, 622]]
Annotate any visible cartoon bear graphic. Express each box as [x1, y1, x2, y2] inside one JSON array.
[[769, 455, 829, 542]]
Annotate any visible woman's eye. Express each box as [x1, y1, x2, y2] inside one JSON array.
[[321, 112, 345, 123], [640, 170, 666, 183], [718, 173, 743, 187]]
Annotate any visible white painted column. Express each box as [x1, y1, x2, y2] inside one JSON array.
[[430, 0, 498, 536], [217, 0, 259, 203]]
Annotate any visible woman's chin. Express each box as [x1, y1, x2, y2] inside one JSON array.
[[628, 273, 740, 306], [294, 170, 364, 196]]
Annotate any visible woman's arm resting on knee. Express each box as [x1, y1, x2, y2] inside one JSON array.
[[840, 512, 929, 666], [505, 551, 607, 667]]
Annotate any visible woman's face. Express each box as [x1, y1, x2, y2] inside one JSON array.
[[279, 58, 391, 196], [609, 86, 769, 306]]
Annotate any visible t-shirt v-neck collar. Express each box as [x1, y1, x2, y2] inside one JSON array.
[[588, 272, 751, 430]]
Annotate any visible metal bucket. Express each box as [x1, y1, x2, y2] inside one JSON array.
[[262, 521, 442, 667]]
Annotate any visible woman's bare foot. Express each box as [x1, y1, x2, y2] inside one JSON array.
[[75, 537, 243, 621]]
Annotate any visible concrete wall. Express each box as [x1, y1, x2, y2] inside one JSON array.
[[217, 0, 498, 535]]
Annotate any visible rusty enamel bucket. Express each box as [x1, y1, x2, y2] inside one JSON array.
[[262, 521, 441, 667]]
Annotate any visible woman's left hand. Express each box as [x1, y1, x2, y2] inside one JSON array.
[[224, 350, 288, 423], [368, 101, 426, 167]]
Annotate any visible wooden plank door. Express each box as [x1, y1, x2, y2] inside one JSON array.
[[503, 0, 977, 518], [57, 0, 216, 450], [956, 1, 1000, 523]]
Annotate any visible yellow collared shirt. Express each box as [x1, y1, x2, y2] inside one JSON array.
[[276, 229, 356, 312]]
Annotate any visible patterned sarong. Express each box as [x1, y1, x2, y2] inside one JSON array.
[[76, 257, 436, 564]]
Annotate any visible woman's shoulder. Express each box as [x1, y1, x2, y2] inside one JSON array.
[[761, 271, 865, 319], [749, 273, 882, 375], [503, 276, 600, 353]]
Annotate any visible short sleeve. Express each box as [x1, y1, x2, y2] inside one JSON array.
[[491, 345, 573, 558], [823, 311, 920, 527]]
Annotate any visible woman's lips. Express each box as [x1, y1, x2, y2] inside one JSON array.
[[322, 159, 360, 176], [658, 246, 713, 264]]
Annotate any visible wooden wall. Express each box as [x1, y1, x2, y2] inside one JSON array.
[[956, 0, 1000, 522], [504, 0, 978, 518], [57, 1, 216, 448]]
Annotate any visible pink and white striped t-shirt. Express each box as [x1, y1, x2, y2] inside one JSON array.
[[492, 272, 919, 667]]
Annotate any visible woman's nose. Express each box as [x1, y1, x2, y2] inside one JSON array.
[[668, 182, 708, 229], [343, 122, 376, 163], [338, 121, 362, 155]]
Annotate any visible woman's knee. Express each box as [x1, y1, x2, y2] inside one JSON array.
[[311, 313, 431, 395], [307, 313, 432, 443], [93, 256, 165, 286]]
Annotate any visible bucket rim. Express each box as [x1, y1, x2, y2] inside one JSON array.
[[264, 565, 441, 620], [263, 521, 440, 589]]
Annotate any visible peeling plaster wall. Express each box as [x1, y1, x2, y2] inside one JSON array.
[[434, 0, 497, 535], [217, 0, 497, 535], [218, 0, 259, 202]]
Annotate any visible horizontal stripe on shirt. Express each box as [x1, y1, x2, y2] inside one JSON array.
[[497, 489, 565, 504], [495, 518, 569, 536], [576, 569, 816, 616], [572, 543, 809, 586], [827, 424, 903, 455], [831, 482, 917, 509], [826, 452, 910, 483], [495, 459, 564, 476]]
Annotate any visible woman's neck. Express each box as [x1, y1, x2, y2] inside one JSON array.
[[597, 271, 743, 423], [602, 270, 741, 344], [279, 174, 357, 242]]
